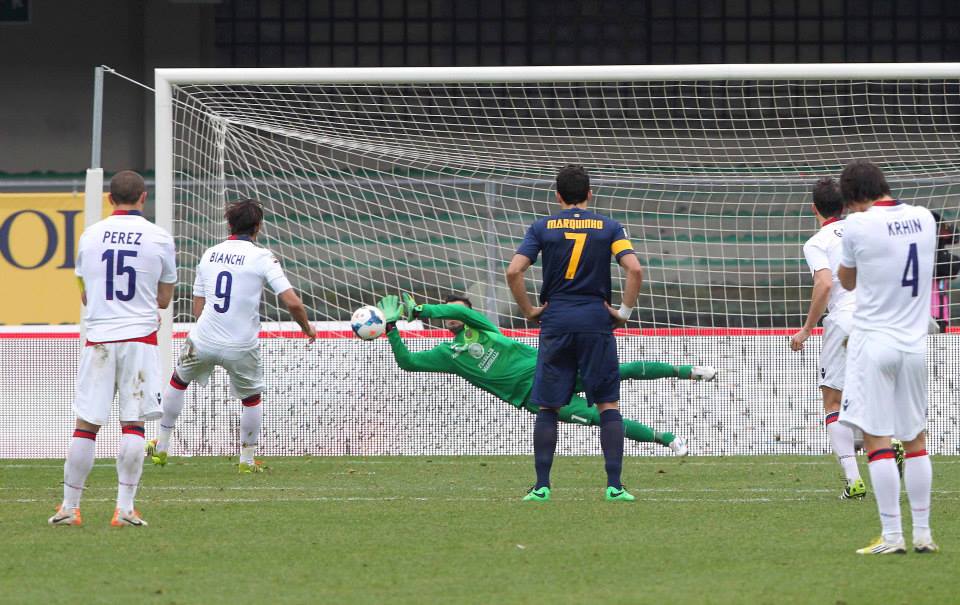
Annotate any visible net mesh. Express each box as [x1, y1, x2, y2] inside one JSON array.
[[170, 79, 960, 329]]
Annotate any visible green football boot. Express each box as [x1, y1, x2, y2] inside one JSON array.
[[605, 486, 636, 502], [145, 439, 167, 467], [238, 460, 266, 474], [890, 439, 905, 478], [523, 486, 551, 502], [840, 478, 867, 500]]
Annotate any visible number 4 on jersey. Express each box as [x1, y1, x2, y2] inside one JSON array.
[[901, 242, 919, 297]]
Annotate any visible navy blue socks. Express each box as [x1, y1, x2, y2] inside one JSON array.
[[533, 409, 559, 489], [600, 408, 625, 489]]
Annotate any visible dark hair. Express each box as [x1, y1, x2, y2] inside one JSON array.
[[110, 170, 146, 204], [811, 177, 843, 218], [225, 198, 264, 236], [840, 159, 891, 205], [556, 164, 590, 204], [444, 294, 473, 308]]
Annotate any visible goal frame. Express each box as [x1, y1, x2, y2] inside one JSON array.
[[153, 62, 960, 374]]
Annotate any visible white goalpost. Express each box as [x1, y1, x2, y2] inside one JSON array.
[[152, 64, 960, 457]]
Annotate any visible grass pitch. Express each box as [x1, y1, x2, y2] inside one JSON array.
[[1, 455, 957, 604]]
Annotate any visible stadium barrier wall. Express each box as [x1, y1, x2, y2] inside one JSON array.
[[2, 326, 957, 458], [0, 193, 111, 324]]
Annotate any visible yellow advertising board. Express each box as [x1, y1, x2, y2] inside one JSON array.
[[0, 193, 112, 324]]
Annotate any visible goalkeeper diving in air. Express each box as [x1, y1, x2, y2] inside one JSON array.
[[377, 294, 717, 455]]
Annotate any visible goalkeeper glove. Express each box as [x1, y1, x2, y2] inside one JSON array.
[[401, 293, 422, 321], [377, 294, 403, 324]]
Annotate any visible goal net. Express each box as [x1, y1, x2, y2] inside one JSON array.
[[153, 65, 960, 458]]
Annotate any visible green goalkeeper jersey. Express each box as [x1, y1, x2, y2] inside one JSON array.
[[386, 304, 537, 407]]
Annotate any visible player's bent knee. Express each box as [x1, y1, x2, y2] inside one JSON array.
[[595, 401, 619, 412], [904, 432, 927, 452], [169, 372, 189, 391], [74, 418, 101, 433]]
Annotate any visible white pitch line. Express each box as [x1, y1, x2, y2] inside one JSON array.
[[8, 484, 960, 496], [3, 459, 960, 470], [6, 495, 960, 505]]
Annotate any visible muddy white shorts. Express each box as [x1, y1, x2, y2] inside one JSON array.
[[818, 314, 850, 391], [73, 341, 163, 426], [839, 330, 928, 441], [174, 337, 264, 400]]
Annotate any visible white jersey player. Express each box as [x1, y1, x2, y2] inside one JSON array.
[[148, 199, 315, 473], [790, 177, 862, 499], [835, 160, 938, 555], [49, 171, 177, 528]]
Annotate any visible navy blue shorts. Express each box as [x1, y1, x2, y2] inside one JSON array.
[[529, 332, 620, 408]]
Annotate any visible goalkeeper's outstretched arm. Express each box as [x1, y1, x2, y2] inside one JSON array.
[[384, 327, 453, 372], [415, 303, 501, 334], [378, 293, 455, 372]]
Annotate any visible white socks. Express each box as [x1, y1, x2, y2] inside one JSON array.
[[826, 415, 860, 482], [62, 430, 97, 510], [867, 454, 903, 543], [116, 427, 146, 513], [904, 451, 933, 542], [239, 395, 263, 464], [157, 376, 188, 453]]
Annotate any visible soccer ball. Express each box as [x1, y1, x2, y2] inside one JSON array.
[[351, 305, 386, 340]]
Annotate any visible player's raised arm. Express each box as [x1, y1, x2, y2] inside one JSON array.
[[507, 223, 546, 321], [507, 254, 546, 321], [278, 288, 316, 343], [157, 283, 175, 310], [792, 186, 842, 352], [611, 246, 643, 327], [156, 234, 177, 310], [838, 221, 858, 291], [192, 296, 205, 319], [191, 264, 206, 318], [602, 224, 642, 328], [792, 268, 831, 351]]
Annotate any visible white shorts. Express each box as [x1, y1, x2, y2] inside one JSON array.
[[839, 331, 928, 441], [174, 337, 264, 400], [74, 341, 162, 426], [818, 315, 850, 391]]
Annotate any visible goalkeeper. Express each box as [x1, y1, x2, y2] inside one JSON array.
[[378, 294, 717, 455]]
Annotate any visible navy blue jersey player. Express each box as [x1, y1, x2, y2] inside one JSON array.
[[506, 165, 644, 502]]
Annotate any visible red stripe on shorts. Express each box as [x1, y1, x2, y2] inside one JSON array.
[[86, 331, 158, 347], [867, 448, 896, 462], [170, 373, 189, 390]]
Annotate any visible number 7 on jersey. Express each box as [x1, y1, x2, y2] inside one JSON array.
[[564, 232, 587, 279]]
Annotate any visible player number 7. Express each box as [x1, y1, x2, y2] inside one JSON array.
[[564, 232, 587, 279]]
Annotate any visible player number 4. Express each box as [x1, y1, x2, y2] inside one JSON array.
[[564, 232, 587, 279], [901, 242, 919, 298]]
